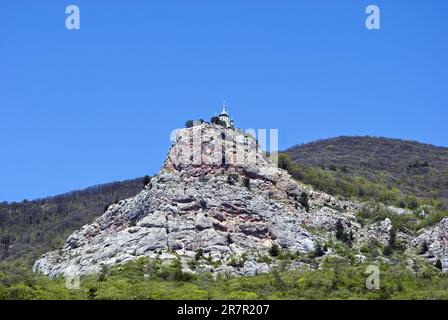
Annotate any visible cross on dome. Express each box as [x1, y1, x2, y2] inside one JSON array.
[[221, 101, 228, 115]]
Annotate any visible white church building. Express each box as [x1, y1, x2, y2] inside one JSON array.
[[217, 102, 234, 129]]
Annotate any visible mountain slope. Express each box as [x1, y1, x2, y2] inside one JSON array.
[[285, 136, 448, 201], [33, 125, 448, 277], [34, 124, 366, 277], [0, 178, 146, 265]]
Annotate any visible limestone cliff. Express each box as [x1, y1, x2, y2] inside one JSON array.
[[33, 123, 447, 277]]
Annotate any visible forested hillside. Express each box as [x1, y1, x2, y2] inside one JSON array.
[[282, 136, 448, 220], [0, 177, 147, 267]]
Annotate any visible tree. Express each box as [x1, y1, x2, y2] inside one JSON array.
[[227, 174, 236, 185], [98, 264, 110, 282], [143, 175, 151, 186], [335, 220, 345, 241], [226, 233, 233, 245], [195, 249, 204, 261], [314, 244, 325, 257], [243, 177, 251, 190], [278, 154, 292, 170], [272, 268, 284, 289], [335, 220, 353, 246], [388, 226, 397, 250], [420, 241, 429, 254], [1, 236, 11, 259], [299, 192, 310, 212], [383, 226, 397, 256], [382, 245, 393, 256], [404, 194, 419, 210], [268, 244, 280, 257], [199, 199, 207, 211], [88, 287, 97, 300], [210, 116, 226, 127]]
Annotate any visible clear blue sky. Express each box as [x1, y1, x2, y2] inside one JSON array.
[[1, 0, 447, 202]]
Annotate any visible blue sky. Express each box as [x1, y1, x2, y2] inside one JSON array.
[[1, 0, 447, 201]]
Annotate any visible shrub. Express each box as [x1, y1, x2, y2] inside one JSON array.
[[420, 241, 429, 254], [404, 195, 419, 210], [88, 287, 97, 300], [195, 249, 204, 261], [143, 175, 151, 186], [243, 177, 251, 190], [335, 219, 352, 245], [210, 116, 226, 127], [98, 264, 111, 282], [383, 245, 393, 256], [383, 227, 398, 256], [388, 226, 397, 250], [299, 192, 310, 212], [268, 244, 280, 257], [435, 259, 443, 270], [227, 174, 238, 185], [226, 233, 233, 245], [199, 199, 207, 211], [278, 153, 293, 170], [228, 255, 245, 268], [314, 244, 326, 258]]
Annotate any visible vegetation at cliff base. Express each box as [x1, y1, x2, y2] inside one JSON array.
[[1, 257, 448, 300], [1, 135, 448, 300]]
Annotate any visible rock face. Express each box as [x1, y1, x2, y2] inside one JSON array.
[[33, 124, 448, 276], [412, 217, 448, 272], [31, 124, 377, 277]]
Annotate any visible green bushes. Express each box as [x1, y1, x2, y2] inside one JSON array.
[[313, 243, 326, 258], [298, 192, 310, 212], [382, 226, 403, 256], [420, 241, 429, 254], [279, 150, 448, 238], [335, 220, 353, 246], [195, 249, 204, 261], [228, 255, 245, 268], [277, 152, 432, 212], [2, 258, 448, 300], [268, 244, 280, 257]]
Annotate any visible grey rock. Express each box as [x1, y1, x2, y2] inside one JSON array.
[[35, 123, 440, 277]]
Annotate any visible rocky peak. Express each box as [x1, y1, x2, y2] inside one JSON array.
[[31, 124, 411, 277]]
